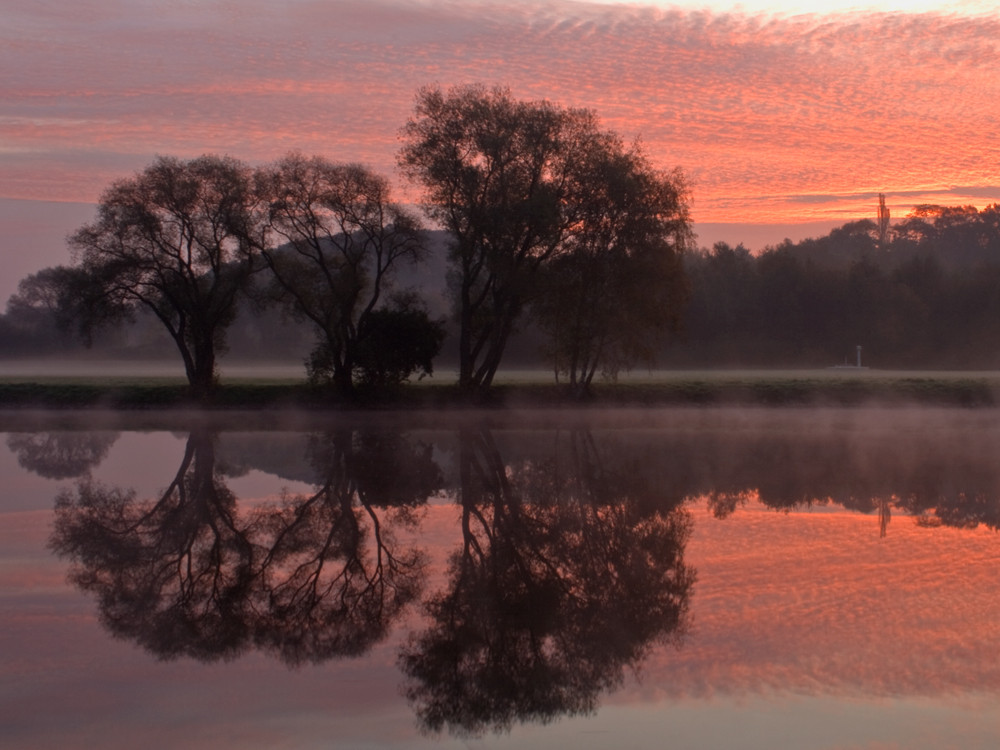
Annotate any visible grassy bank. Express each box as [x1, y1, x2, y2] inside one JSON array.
[[0, 370, 998, 409]]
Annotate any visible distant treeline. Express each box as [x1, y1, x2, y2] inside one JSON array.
[[5, 204, 1000, 373], [672, 204, 1000, 369]]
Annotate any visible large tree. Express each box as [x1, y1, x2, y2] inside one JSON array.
[[532, 144, 690, 393], [257, 153, 430, 395], [400, 84, 681, 393], [68, 155, 262, 398]]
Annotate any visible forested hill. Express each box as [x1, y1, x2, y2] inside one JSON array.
[[675, 204, 1000, 369], [769, 205, 1000, 271]]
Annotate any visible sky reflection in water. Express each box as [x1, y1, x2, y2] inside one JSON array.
[[0, 408, 998, 749]]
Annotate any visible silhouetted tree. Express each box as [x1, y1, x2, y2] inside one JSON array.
[[532, 143, 690, 394], [679, 242, 760, 363], [257, 154, 428, 396], [67, 155, 263, 398], [347, 294, 445, 388], [399, 84, 688, 394], [2, 266, 87, 351]]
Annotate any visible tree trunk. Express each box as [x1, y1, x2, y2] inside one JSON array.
[[457, 282, 476, 392], [190, 341, 217, 401], [331, 334, 355, 398], [333, 364, 355, 398]]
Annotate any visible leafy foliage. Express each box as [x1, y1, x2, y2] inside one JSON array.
[[352, 297, 446, 387], [399, 84, 689, 394], [532, 144, 690, 393], [258, 153, 427, 395], [66, 155, 263, 397]]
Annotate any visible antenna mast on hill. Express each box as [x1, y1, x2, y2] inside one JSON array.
[[877, 193, 890, 249]]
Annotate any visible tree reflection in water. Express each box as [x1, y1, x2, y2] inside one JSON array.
[[51, 430, 253, 659], [399, 428, 695, 736], [49, 427, 440, 664], [7, 431, 119, 479], [253, 430, 438, 664], [623, 427, 1000, 534], [38, 415, 1000, 736]]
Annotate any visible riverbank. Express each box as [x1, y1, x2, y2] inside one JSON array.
[[0, 370, 998, 409]]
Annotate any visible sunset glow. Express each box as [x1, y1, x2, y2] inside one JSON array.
[[2, 0, 999, 280], [651, 499, 1000, 699]]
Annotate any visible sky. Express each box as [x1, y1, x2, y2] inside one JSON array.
[[2, 0, 1000, 301]]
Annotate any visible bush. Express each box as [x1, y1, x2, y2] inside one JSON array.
[[354, 304, 446, 388], [306, 299, 445, 390]]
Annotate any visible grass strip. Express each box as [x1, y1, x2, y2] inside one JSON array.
[[0, 375, 997, 409]]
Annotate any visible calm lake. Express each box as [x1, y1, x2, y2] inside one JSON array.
[[1, 407, 998, 749]]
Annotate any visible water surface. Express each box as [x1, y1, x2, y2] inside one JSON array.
[[1, 408, 997, 749]]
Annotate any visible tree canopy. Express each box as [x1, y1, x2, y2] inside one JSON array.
[[68, 155, 263, 398], [676, 203, 1000, 368], [257, 153, 434, 395], [532, 143, 690, 393], [398, 84, 690, 394]]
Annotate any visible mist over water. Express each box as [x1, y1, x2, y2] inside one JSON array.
[[0, 358, 309, 380]]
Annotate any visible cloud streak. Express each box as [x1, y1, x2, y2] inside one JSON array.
[[1, 0, 999, 223]]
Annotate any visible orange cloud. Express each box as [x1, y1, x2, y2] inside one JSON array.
[[1, 1, 999, 223]]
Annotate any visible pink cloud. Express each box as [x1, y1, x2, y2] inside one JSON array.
[[1, 1, 999, 222]]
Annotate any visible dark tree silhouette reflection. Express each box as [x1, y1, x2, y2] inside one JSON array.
[[398, 428, 694, 737], [7, 431, 119, 479], [608, 427, 1000, 534], [44, 415, 999, 733], [252, 429, 439, 665], [51, 429, 257, 660], [50, 427, 442, 665]]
